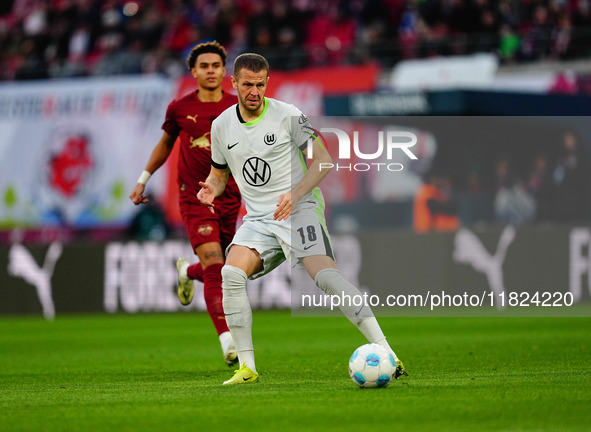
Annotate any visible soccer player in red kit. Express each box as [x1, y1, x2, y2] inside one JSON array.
[[129, 42, 241, 366]]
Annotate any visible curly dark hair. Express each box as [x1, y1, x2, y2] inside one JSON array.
[[186, 41, 227, 70]]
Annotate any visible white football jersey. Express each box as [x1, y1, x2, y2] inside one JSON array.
[[211, 97, 320, 220]]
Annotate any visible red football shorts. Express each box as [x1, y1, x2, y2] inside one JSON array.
[[179, 189, 241, 253]]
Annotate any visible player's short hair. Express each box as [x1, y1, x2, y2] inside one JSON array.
[[186, 41, 227, 70], [233, 53, 269, 78]]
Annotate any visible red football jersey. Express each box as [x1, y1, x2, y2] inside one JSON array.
[[162, 91, 239, 200]]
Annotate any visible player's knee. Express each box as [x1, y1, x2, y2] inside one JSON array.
[[221, 265, 247, 309], [221, 265, 249, 327], [196, 244, 225, 268], [221, 265, 247, 291]]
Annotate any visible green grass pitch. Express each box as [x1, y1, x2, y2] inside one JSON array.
[[1, 311, 589, 431]]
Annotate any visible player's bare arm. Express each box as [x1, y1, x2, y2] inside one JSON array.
[[129, 131, 176, 205], [197, 166, 230, 213], [274, 138, 333, 221]]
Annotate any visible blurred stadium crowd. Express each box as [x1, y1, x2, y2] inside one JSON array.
[[1, 0, 590, 240], [417, 128, 591, 233], [2, 0, 591, 81]]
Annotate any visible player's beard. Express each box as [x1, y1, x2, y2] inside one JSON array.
[[238, 92, 263, 113]]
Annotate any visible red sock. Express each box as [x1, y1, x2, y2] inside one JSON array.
[[203, 263, 229, 335], [187, 262, 203, 282]]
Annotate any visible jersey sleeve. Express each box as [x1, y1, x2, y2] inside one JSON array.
[[210, 118, 228, 169], [161, 100, 180, 137], [289, 106, 317, 153]]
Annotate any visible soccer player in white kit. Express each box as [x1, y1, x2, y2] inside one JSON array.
[[198, 53, 407, 385]]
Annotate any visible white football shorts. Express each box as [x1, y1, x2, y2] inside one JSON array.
[[228, 201, 334, 279]]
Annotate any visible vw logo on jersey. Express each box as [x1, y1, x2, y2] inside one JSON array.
[[243, 157, 271, 187], [264, 133, 276, 146]]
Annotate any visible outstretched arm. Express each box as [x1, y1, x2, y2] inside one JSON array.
[[129, 132, 176, 205], [274, 138, 332, 221], [197, 166, 230, 213]]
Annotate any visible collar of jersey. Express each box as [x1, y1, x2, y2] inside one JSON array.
[[241, 97, 269, 126]]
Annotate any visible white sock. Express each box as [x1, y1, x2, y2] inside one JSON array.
[[219, 331, 234, 354], [221, 265, 255, 371], [314, 268, 374, 324], [237, 350, 257, 373], [359, 317, 397, 358], [375, 338, 397, 359], [314, 269, 395, 354]]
